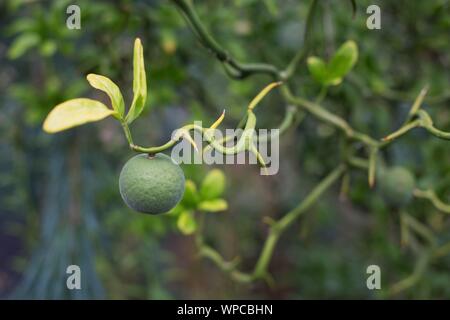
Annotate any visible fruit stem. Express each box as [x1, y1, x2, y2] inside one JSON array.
[[131, 140, 177, 154]]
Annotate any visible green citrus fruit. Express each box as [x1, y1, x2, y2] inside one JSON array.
[[119, 153, 185, 214], [378, 166, 415, 207]]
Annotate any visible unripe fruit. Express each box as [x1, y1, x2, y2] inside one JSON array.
[[119, 153, 185, 214], [378, 166, 415, 207]]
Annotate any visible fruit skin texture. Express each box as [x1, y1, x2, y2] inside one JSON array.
[[119, 153, 185, 214], [378, 166, 415, 207]]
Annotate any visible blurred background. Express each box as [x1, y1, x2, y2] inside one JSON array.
[[0, 0, 449, 299]]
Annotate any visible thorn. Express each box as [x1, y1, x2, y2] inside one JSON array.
[[209, 110, 226, 130], [408, 85, 429, 117], [179, 130, 199, 152], [248, 82, 282, 111]]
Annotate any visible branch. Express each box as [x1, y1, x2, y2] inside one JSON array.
[[402, 213, 437, 247], [167, 0, 450, 289], [388, 213, 436, 297], [281, 85, 380, 147], [171, 0, 281, 80], [413, 189, 450, 214], [388, 248, 431, 296], [379, 87, 450, 145], [195, 164, 345, 283], [382, 110, 450, 142]]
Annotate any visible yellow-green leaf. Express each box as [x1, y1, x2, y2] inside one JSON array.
[[181, 180, 199, 208], [126, 38, 147, 124], [177, 210, 197, 235], [308, 41, 358, 87], [43, 98, 115, 133], [198, 199, 228, 212], [86, 73, 125, 119], [328, 40, 358, 83], [200, 169, 226, 200], [307, 56, 328, 85]]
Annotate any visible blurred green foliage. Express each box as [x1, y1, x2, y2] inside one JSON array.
[[0, 0, 449, 299]]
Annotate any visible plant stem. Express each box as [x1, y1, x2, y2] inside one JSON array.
[[131, 140, 176, 154], [121, 120, 134, 145], [368, 147, 378, 187], [256, 164, 345, 277], [281, 86, 381, 147], [195, 214, 254, 283], [171, 0, 281, 80], [280, 164, 345, 230], [347, 156, 369, 169], [169, 0, 449, 155], [413, 189, 450, 214], [195, 164, 345, 283], [402, 214, 437, 247], [388, 248, 431, 296], [163, 0, 450, 287]]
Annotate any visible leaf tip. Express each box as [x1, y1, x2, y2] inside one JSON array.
[[210, 110, 226, 129], [42, 121, 55, 134]]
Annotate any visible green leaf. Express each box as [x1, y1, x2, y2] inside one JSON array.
[[43, 98, 116, 133], [200, 169, 226, 200], [8, 33, 40, 59], [198, 199, 228, 212], [181, 180, 199, 208], [177, 210, 197, 235], [307, 56, 328, 85], [327, 40, 358, 84], [87, 73, 125, 119], [168, 204, 184, 216], [39, 40, 57, 57], [126, 38, 147, 124], [307, 41, 358, 87]]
